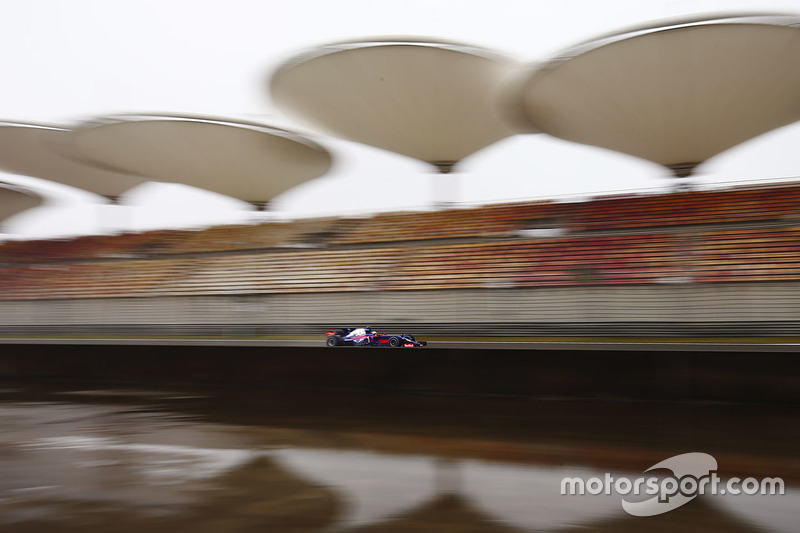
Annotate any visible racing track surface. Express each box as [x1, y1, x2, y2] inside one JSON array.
[[0, 338, 798, 403], [1, 338, 799, 352]]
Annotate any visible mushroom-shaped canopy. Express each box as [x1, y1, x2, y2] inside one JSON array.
[[66, 115, 333, 207], [507, 14, 800, 177], [270, 38, 521, 173], [0, 182, 42, 224], [0, 123, 146, 200]]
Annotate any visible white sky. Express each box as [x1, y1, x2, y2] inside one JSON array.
[[1, 0, 799, 238]]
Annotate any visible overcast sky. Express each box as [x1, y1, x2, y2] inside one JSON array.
[[1, 0, 800, 238]]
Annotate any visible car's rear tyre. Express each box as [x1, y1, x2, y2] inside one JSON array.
[[326, 337, 339, 347], [388, 337, 401, 347]]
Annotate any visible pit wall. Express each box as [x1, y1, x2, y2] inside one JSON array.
[[0, 342, 798, 404], [0, 283, 798, 336]]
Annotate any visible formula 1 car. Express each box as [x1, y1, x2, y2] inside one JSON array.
[[325, 327, 427, 347]]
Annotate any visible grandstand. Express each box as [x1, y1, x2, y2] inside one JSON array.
[[0, 181, 798, 337]]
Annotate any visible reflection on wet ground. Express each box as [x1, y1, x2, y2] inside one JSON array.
[[0, 383, 797, 532]]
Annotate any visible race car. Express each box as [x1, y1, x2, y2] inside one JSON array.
[[325, 327, 427, 347]]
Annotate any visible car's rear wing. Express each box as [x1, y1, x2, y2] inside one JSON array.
[[325, 328, 355, 337]]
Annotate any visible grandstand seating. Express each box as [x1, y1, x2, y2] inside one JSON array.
[[568, 185, 800, 231], [327, 201, 561, 244], [0, 182, 798, 300]]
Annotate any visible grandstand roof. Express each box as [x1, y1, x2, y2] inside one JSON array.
[[63, 115, 333, 208], [506, 13, 800, 177], [0, 123, 147, 200], [270, 38, 521, 174], [0, 182, 42, 224]]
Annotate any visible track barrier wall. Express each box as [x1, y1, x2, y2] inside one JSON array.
[[0, 283, 799, 336], [0, 342, 798, 404]]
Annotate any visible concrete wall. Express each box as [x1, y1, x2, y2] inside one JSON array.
[[0, 341, 798, 404], [0, 283, 797, 335]]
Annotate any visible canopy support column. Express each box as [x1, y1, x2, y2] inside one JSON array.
[[430, 161, 459, 210]]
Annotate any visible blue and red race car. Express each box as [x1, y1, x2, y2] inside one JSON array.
[[325, 327, 427, 347]]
